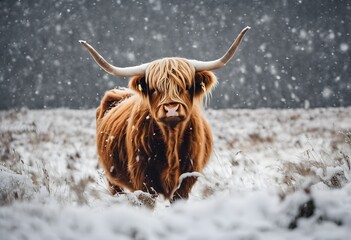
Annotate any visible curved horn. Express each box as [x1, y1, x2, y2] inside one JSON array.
[[79, 40, 148, 77], [188, 26, 250, 71]]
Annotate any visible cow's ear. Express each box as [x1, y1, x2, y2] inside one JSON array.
[[129, 74, 147, 96], [194, 71, 217, 96]]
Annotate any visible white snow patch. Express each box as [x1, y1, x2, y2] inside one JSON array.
[[0, 108, 350, 239]]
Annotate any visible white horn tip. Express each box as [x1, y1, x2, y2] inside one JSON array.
[[244, 26, 251, 30], [78, 40, 86, 44]]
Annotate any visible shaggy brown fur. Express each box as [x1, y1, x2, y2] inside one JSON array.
[[96, 58, 216, 201]]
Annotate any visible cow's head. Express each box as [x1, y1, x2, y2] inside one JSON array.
[[128, 58, 216, 126], [80, 26, 250, 126]]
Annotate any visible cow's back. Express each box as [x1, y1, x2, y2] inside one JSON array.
[[96, 89, 136, 191]]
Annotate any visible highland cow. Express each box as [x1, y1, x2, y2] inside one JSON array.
[[80, 26, 250, 201]]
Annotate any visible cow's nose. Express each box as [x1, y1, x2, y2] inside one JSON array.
[[164, 103, 179, 112], [164, 103, 179, 117]]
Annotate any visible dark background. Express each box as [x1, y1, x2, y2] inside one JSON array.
[[0, 0, 350, 110]]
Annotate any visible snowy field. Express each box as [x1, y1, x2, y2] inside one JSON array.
[[1, 107, 351, 239]]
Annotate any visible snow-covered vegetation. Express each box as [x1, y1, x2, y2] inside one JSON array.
[[1, 107, 350, 239]]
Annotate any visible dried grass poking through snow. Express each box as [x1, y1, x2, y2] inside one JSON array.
[[1, 108, 351, 239], [0, 107, 350, 206]]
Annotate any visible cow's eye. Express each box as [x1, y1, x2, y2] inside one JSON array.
[[149, 88, 156, 95]]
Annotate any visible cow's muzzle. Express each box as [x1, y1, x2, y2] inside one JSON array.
[[164, 103, 180, 117], [160, 103, 186, 126]]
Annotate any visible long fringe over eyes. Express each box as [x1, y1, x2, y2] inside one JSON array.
[[146, 58, 195, 105]]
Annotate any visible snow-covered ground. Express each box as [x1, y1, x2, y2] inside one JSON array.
[[1, 107, 351, 239]]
